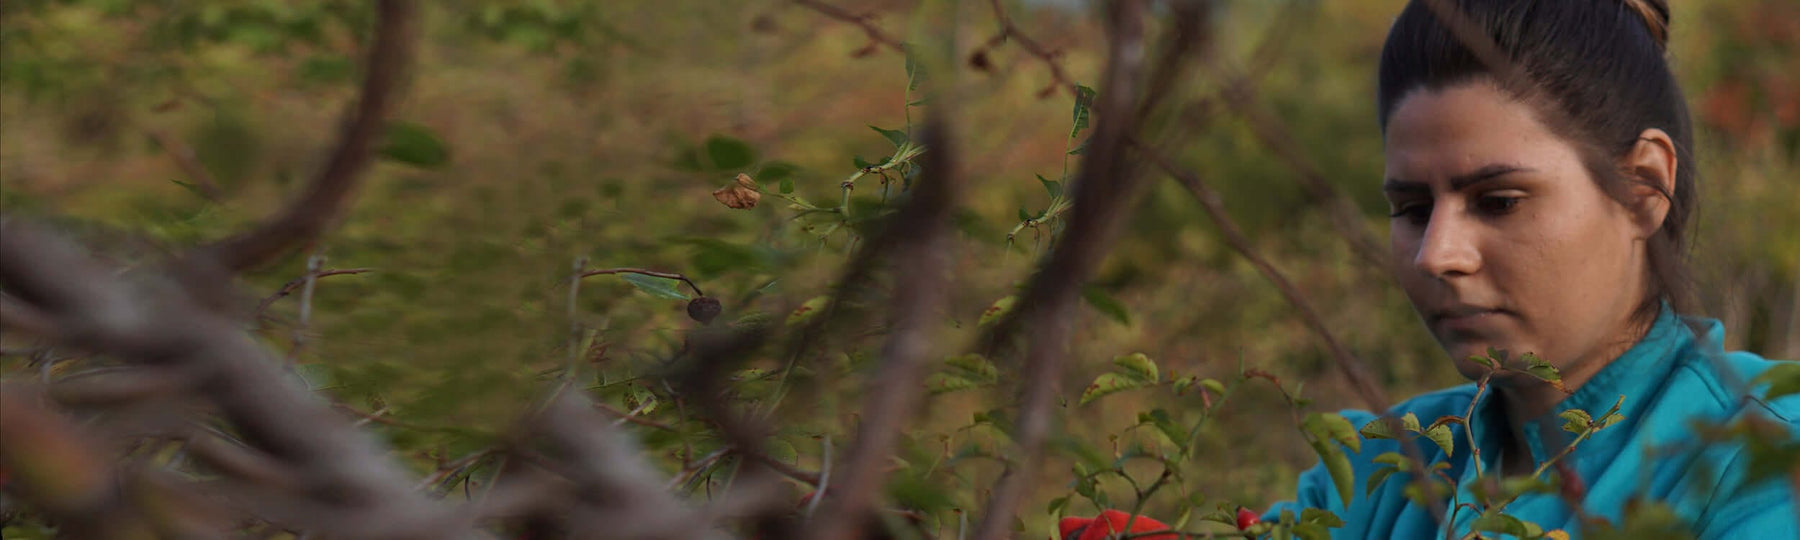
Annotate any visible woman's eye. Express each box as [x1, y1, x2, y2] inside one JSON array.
[[1475, 195, 1522, 215], [1388, 204, 1431, 225]]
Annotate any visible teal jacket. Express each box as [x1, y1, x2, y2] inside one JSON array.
[[1265, 309, 1799, 538]]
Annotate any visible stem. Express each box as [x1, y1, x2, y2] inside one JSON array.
[[579, 267, 704, 298]]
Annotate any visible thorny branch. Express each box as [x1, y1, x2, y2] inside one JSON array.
[[802, 108, 964, 539]]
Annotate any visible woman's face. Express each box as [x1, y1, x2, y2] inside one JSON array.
[[1382, 81, 1652, 381]]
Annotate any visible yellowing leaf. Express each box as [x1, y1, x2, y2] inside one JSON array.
[[1111, 352, 1158, 384], [979, 295, 1016, 326], [786, 296, 830, 326], [1079, 372, 1147, 405], [1423, 424, 1456, 456], [1305, 412, 1362, 453]]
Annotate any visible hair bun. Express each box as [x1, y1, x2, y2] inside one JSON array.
[[1622, 0, 1670, 50]]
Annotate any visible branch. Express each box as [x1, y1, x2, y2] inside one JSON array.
[[253, 267, 371, 318], [792, 0, 907, 54], [980, 0, 1080, 98], [803, 108, 963, 540], [972, 1, 1196, 537], [533, 392, 726, 539], [193, 0, 418, 273], [0, 219, 459, 536], [1137, 141, 1392, 412], [580, 267, 705, 298]]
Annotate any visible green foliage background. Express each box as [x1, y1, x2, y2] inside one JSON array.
[[1, 0, 1795, 537]]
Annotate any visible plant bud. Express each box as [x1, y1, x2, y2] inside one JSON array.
[[687, 296, 722, 324]]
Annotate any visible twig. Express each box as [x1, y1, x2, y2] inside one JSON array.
[[792, 0, 907, 53], [1212, 71, 1389, 269], [580, 267, 705, 298], [595, 401, 680, 432], [253, 268, 371, 317], [147, 128, 225, 202], [285, 253, 324, 365], [1137, 141, 1391, 412], [193, 0, 418, 273], [980, 0, 1080, 98]]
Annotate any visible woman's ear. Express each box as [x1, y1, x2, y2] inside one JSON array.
[[1622, 128, 1678, 239]]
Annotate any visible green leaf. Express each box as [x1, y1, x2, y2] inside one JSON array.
[[1359, 418, 1397, 440], [704, 135, 756, 170], [1467, 354, 1494, 368], [779, 177, 794, 194], [1310, 439, 1356, 505], [1300, 508, 1343, 528], [1200, 378, 1227, 397], [1081, 286, 1130, 326], [926, 372, 981, 395], [1402, 412, 1422, 433], [1071, 84, 1097, 137], [1068, 136, 1091, 155], [1366, 466, 1398, 497], [945, 354, 998, 383], [1017, 207, 1034, 222], [1753, 363, 1800, 400], [1037, 174, 1064, 200], [1559, 409, 1593, 434], [379, 121, 451, 168], [1305, 412, 1362, 453], [1523, 352, 1561, 383], [1111, 353, 1159, 384], [620, 273, 688, 300], [1422, 424, 1455, 456], [1142, 409, 1184, 445], [904, 47, 926, 90], [870, 125, 909, 148], [1469, 513, 1530, 537], [1372, 452, 1411, 467], [1293, 523, 1331, 540], [979, 296, 1016, 326], [1079, 372, 1147, 405]]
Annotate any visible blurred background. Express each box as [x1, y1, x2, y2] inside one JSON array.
[[1, 0, 1794, 537]]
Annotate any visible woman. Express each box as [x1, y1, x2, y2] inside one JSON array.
[[1058, 0, 1797, 538]]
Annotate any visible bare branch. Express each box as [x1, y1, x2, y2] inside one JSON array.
[[792, 0, 907, 54], [533, 392, 726, 539], [980, 0, 1080, 98], [194, 0, 418, 273], [253, 267, 373, 317]]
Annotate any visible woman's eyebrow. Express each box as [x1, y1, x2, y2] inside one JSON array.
[[1382, 164, 1533, 194]]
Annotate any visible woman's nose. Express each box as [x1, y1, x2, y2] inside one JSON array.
[[1413, 209, 1481, 279]]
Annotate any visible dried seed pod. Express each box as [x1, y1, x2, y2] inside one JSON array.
[[687, 296, 722, 324]]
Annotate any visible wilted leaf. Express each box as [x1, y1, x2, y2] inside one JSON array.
[[1079, 372, 1147, 405], [712, 173, 762, 209]]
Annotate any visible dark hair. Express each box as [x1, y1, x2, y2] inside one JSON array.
[[1376, 0, 1698, 326]]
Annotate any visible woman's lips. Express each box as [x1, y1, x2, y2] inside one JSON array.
[[1435, 307, 1505, 332]]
